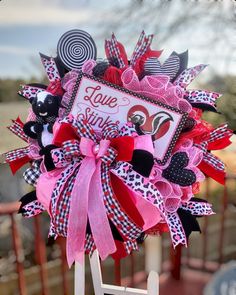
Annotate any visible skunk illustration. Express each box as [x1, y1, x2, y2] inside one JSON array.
[[127, 105, 173, 140]]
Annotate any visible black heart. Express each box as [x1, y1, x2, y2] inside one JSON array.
[[162, 152, 196, 187]]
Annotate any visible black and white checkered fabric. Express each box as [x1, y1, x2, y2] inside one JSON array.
[[85, 234, 96, 256], [63, 140, 81, 160], [48, 222, 57, 238], [103, 123, 119, 139], [195, 142, 224, 171], [23, 160, 41, 186], [8, 118, 28, 142], [204, 152, 225, 172], [105, 34, 126, 68], [130, 31, 153, 67], [5, 147, 30, 162], [208, 124, 231, 144], [195, 124, 231, 172], [62, 116, 97, 141], [101, 147, 117, 165], [51, 116, 143, 246], [54, 165, 80, 236], [124, 240, 138, 254], [101, 163, 143, 240], [50, 161, 79, 234]]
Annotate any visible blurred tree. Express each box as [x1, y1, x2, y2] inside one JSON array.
[[97, 0, 235, 75], [96, 0, 236, 128], [0, 76, 48, 103], [201, 75, 236, 130], [0, 79, 25, 102]]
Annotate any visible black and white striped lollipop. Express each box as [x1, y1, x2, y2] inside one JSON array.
[[57, 29, 97, 71]]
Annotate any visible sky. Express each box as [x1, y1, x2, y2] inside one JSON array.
[[0, 0, 235, 79], [0, 0, 113, 78]]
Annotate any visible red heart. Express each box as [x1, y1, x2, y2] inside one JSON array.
[[127, 105, 173, 140]]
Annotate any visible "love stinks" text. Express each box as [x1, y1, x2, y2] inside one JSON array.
[[84, 85, 118, 109]]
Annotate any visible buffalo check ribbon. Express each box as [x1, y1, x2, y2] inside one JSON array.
[[196, 124, 232, 184], [5, 147, 30, 174], [50, 116, 214, 264], [130, 31, 153, 68], [105, 33, 128, 69], [7, 117, 29, 142]]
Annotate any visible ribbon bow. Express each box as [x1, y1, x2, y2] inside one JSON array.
[[51, 116, 134, 266]]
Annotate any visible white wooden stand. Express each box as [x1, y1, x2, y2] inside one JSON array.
[[145, 236, 162, 274], [74, 250, 159, 295]]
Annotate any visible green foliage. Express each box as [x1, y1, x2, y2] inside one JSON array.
[[0, 77, 48, 103], [0, 78, 25, 102], [200, 75, 236, 130]]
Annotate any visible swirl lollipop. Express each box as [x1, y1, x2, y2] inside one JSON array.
[[57, 29, 97, 71]]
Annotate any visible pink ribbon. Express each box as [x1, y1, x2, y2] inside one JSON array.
[[66, 138, 116, 267]]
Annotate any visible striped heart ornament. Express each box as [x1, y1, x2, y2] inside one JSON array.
[[144, 54, 180, 80]]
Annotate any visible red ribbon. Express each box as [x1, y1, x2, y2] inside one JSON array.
[[8, 155, 30, 174], [46, 80, 64, 96], [53, 122, 134, 162]]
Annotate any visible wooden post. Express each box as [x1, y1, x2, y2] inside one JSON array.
[[74, 255, 85, 295], [57, 237, 70, 295], [88, 250, 159, 295], [170, 245, 182, 280], [11, 213, 27, 295], [90, 250, 104, 295], [34, 215, 49, 295], [145, 236, 162, 274], [147, 271, 159, 295]]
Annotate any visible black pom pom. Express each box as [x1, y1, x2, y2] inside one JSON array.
[[18, 190, 37, 214], [40, 144, 58, 171], [177, 208, 201, 238], [182, 117, 196, 132], [130, 149, 154, 177], [108, 56, 120, 68], [92, 61, 109, 77]]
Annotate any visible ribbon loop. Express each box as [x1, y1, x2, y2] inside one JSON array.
[[62, 139, 81, 159], [66, 138, 117, 266]]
